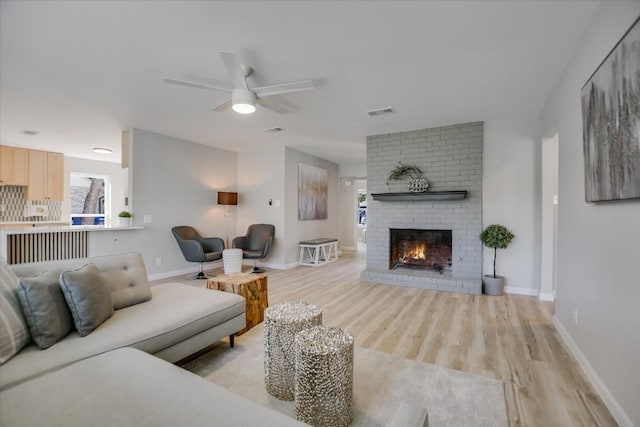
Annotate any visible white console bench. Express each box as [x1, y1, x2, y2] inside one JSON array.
[[299, 238, 339, 267]]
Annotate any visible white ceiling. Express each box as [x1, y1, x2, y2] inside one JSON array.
[[0, 1, 600, 165]]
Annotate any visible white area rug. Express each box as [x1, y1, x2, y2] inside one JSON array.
[[184, 325, 508, 427]]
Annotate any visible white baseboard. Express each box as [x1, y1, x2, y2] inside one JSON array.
[[538, 291, 555, 301], [147, 260, 223, 282], [504, 286, 538, 296], [241, 260, 298, 270], [553, 316, 633, 427]]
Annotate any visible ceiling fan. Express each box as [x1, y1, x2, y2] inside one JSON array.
[[163, 51, 315, 115]]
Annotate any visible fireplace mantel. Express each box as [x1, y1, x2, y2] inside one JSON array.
[[370, 191, 468, 202]]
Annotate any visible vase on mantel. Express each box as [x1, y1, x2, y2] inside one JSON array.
[[408, 178, 429, 193]]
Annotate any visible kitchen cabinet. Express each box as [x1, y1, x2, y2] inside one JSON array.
[[0, 145, 29, 186], [26, 149, 64, 201]]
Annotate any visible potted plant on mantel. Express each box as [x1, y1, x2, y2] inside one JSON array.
[[386, 161, 429, 192], [480, 224, 514, 296], [117, 210, 132, 227]]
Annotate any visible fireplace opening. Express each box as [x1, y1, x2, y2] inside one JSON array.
[[389, 228, 452, 272]]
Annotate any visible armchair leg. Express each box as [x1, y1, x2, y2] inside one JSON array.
[[196, 263, 208, 279], [250, 260, 264, 274], [229, 334, 235, 348]]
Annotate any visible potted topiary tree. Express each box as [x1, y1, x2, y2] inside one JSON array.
[[480, 224, 514, 296], [117, 210, 132, 227]]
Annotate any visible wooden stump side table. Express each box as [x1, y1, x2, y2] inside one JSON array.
[[206, 273, 268, 335]]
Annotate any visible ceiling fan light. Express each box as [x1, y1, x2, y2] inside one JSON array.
[[92, 147, 113, 154], [232, 102, 256, 114]]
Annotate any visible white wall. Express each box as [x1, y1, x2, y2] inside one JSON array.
[[91, 128, 237, 277], [539, 3, 640, 426], [339, 178, 357, 249], [236, 147, 339, 269], [339, 162, 366, 178], [236, 147, 286, 268], [63, 156, 127, 224], [483, 116, 541, 293], [284, 147, 339, 266]]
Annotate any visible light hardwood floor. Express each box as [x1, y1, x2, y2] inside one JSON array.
[[179, 250, 616, 427]]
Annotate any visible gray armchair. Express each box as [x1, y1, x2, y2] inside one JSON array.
[[172, 226, 224, 279], [232, 224, 275, 273]]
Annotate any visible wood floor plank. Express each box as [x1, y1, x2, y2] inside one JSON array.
[[166, 250, 617, 427]]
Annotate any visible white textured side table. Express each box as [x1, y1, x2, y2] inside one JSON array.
[[264, 301, 322, 401]]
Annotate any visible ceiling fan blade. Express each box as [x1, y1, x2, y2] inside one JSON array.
[[256, 98, 289, 115], [212, 98, 232, 112], [219, 51, 248, 90], [163, 78, 231, 92], [253, 80, 314, 98]]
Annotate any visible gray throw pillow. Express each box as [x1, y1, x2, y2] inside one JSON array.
[[18, 272, 74, 349], [0, 258, 31, 364], [59, 264, 113, 337]]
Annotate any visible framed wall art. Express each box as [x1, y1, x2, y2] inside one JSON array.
[[581, 16, 640, 202], [298, 162, 328, 220]]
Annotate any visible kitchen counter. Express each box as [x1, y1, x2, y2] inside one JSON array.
[[0, 224, 144, 234], [1, 224, 145, 264], [0, 221, 70, 226]]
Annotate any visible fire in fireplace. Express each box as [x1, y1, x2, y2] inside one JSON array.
[[389, 228, 452, 272]]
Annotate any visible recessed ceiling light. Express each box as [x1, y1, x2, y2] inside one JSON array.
[[23, 130, 39, 135], [92, 147, 113, 154]]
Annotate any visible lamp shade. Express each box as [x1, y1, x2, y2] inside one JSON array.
[[217, 191, 238, 206]]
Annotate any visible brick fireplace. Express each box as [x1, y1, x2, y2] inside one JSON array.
[[361, 122, 483, 294]]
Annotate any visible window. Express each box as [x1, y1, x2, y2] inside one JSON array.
[[70, 173, 110, 225]]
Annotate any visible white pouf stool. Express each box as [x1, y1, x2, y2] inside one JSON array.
[[264, 301, 322, 400], [294, 326, 354, 427]]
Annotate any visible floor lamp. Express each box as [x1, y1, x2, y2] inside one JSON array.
[[217, 191, 238, 248]]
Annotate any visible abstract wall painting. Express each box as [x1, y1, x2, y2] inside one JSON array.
[[582, 16, 640, 202], [298, 163, 328, 220]]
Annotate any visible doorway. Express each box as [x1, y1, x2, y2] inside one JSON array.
[[540, 134, 558, 301]]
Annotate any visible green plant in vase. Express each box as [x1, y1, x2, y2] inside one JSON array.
[[386, 162, 429, 192], [479, 224, 514, 295], [117, 210, 132, 227]]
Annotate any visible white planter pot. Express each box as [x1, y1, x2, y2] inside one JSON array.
[[483, 275, 505, 296], [118, 217, 132, 227]]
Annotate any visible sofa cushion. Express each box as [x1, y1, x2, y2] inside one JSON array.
[[0, 259, 30, 364], [17, 272, 73, 349], [10, 253, 152, 310], [60, 264, 114, 336], [0, 283, 245, 390], [0, 348, 307, 427]]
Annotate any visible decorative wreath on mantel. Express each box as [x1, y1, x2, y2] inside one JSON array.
[[386, 162, 429, 192], [386, 162, 423, 185]]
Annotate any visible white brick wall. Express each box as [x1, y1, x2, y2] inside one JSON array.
[[362, 122, 483, 294]]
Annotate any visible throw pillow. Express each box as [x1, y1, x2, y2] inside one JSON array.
[[18, 272, 74, 349], [0, 258, 31, 364], [59, 264, 113, 337]]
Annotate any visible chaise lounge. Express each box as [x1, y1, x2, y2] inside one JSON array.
[[0, 252, 306, 426]]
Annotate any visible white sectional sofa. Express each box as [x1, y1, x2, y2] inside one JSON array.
[[0, 252, 307, 426]]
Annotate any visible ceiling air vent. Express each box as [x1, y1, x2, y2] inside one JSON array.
[[366, 107, 394, 117], [262, 127, 283, 133], [22, 130, 39, 135]]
